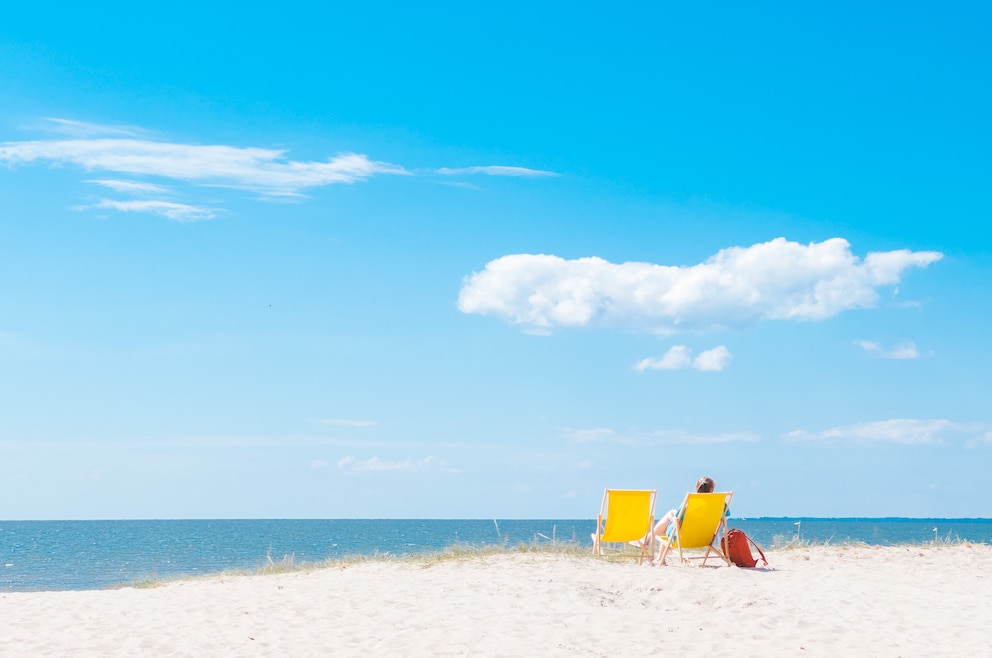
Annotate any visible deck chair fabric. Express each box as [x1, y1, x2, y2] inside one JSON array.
[[592, 489, 656, 564], [657, 491, 733, 567]]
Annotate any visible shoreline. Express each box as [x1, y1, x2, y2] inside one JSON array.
[[2, 544, 990, 655], [3, 535, 991, 594], [5, 535, 991, 594]]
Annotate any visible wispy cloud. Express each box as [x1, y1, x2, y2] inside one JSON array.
[[336, 455, 454, 473], [1, 119, 558, 220], [647, 429, 759, 444], [0, 119, 409, 221], [436, 180, 481, 190], [40, 117, 149, 138], [0, 138, 408, 197], [563, 427, 759, 445], [315, 418, 379, 428], [785, 419, 958, 445], [965, 432, 992, 449], [458, 238, 942, 334], [0, 435, 382, 450], [86, 179, 171, 194], [566, 427, 616, 442], [437, 165, 557, 177], [635, 345, 732, 372], [86, 199, 218, 222], [855, 340, 923, 359]]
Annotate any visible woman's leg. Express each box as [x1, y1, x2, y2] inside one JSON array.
[[652, 509, 677, 539], [650, 509, 679, 565], [634, 509, 676, 544]]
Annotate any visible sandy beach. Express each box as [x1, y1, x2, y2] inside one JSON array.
[[1, 544, 989, 657]]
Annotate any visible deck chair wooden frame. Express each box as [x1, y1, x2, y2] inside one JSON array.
[[657, 491, 734, 567], [592, 489, 657, 564]]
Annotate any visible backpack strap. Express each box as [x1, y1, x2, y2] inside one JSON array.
[[746, 534, 768, 566]]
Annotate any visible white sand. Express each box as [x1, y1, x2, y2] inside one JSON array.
[[2, 544, 989, 657]]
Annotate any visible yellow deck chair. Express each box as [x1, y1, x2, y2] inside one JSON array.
[[657, 491, 733, 567], [592, 489, 656, 564]]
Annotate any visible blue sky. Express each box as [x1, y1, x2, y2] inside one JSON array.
[[1, 2, 989, 520]]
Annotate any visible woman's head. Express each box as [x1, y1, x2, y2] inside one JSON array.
[[696, 476, 715, 493]]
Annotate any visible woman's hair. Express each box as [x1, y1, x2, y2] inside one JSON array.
[[696, 476, 715, 493]]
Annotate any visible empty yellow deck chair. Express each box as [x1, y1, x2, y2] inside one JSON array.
[[657, 491, 733, 567], [592, 489, 656, 564]]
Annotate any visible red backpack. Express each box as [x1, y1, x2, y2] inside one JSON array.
[[721, 528, 767, 568]]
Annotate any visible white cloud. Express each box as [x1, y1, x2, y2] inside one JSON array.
[[566, 427, 616, 442], [965, 432, 992, 449], [635, 345, 732, 372], [785, 419, 957, 445], [855, 340, 921, 359], [316, 418, 379, 427], [647, 429, 759, 444], [336, 455, 451, 473], [693, 345, 732, 371], [458, 238, 942, 333], [884, 343, 920, 359], [88, 199, 218, 222], [86, 178, 171, 194], [0, 137, 408, 197], [437, 165, 557, 177], [40, 117, 148, 138], [436, 180, 481, 190], [3, 119, 559, 220], [635, 345, 692, 370], [563, 427, 759, 445]]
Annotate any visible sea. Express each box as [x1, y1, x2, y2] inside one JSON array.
[[2, 518, 990, 592]]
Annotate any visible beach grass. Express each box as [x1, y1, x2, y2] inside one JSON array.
[[124, 532, 982, 590], [127, 539, 594, 589]]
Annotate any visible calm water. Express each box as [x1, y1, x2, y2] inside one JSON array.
[[2, 518, 989, 592]]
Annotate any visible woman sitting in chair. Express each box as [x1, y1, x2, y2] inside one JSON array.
[[634, 476, 717, 547]]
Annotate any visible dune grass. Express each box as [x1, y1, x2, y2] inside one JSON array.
[[124, 532, 981, 589], [767, 528, 976, 551], [126, 539, 597, 589]]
